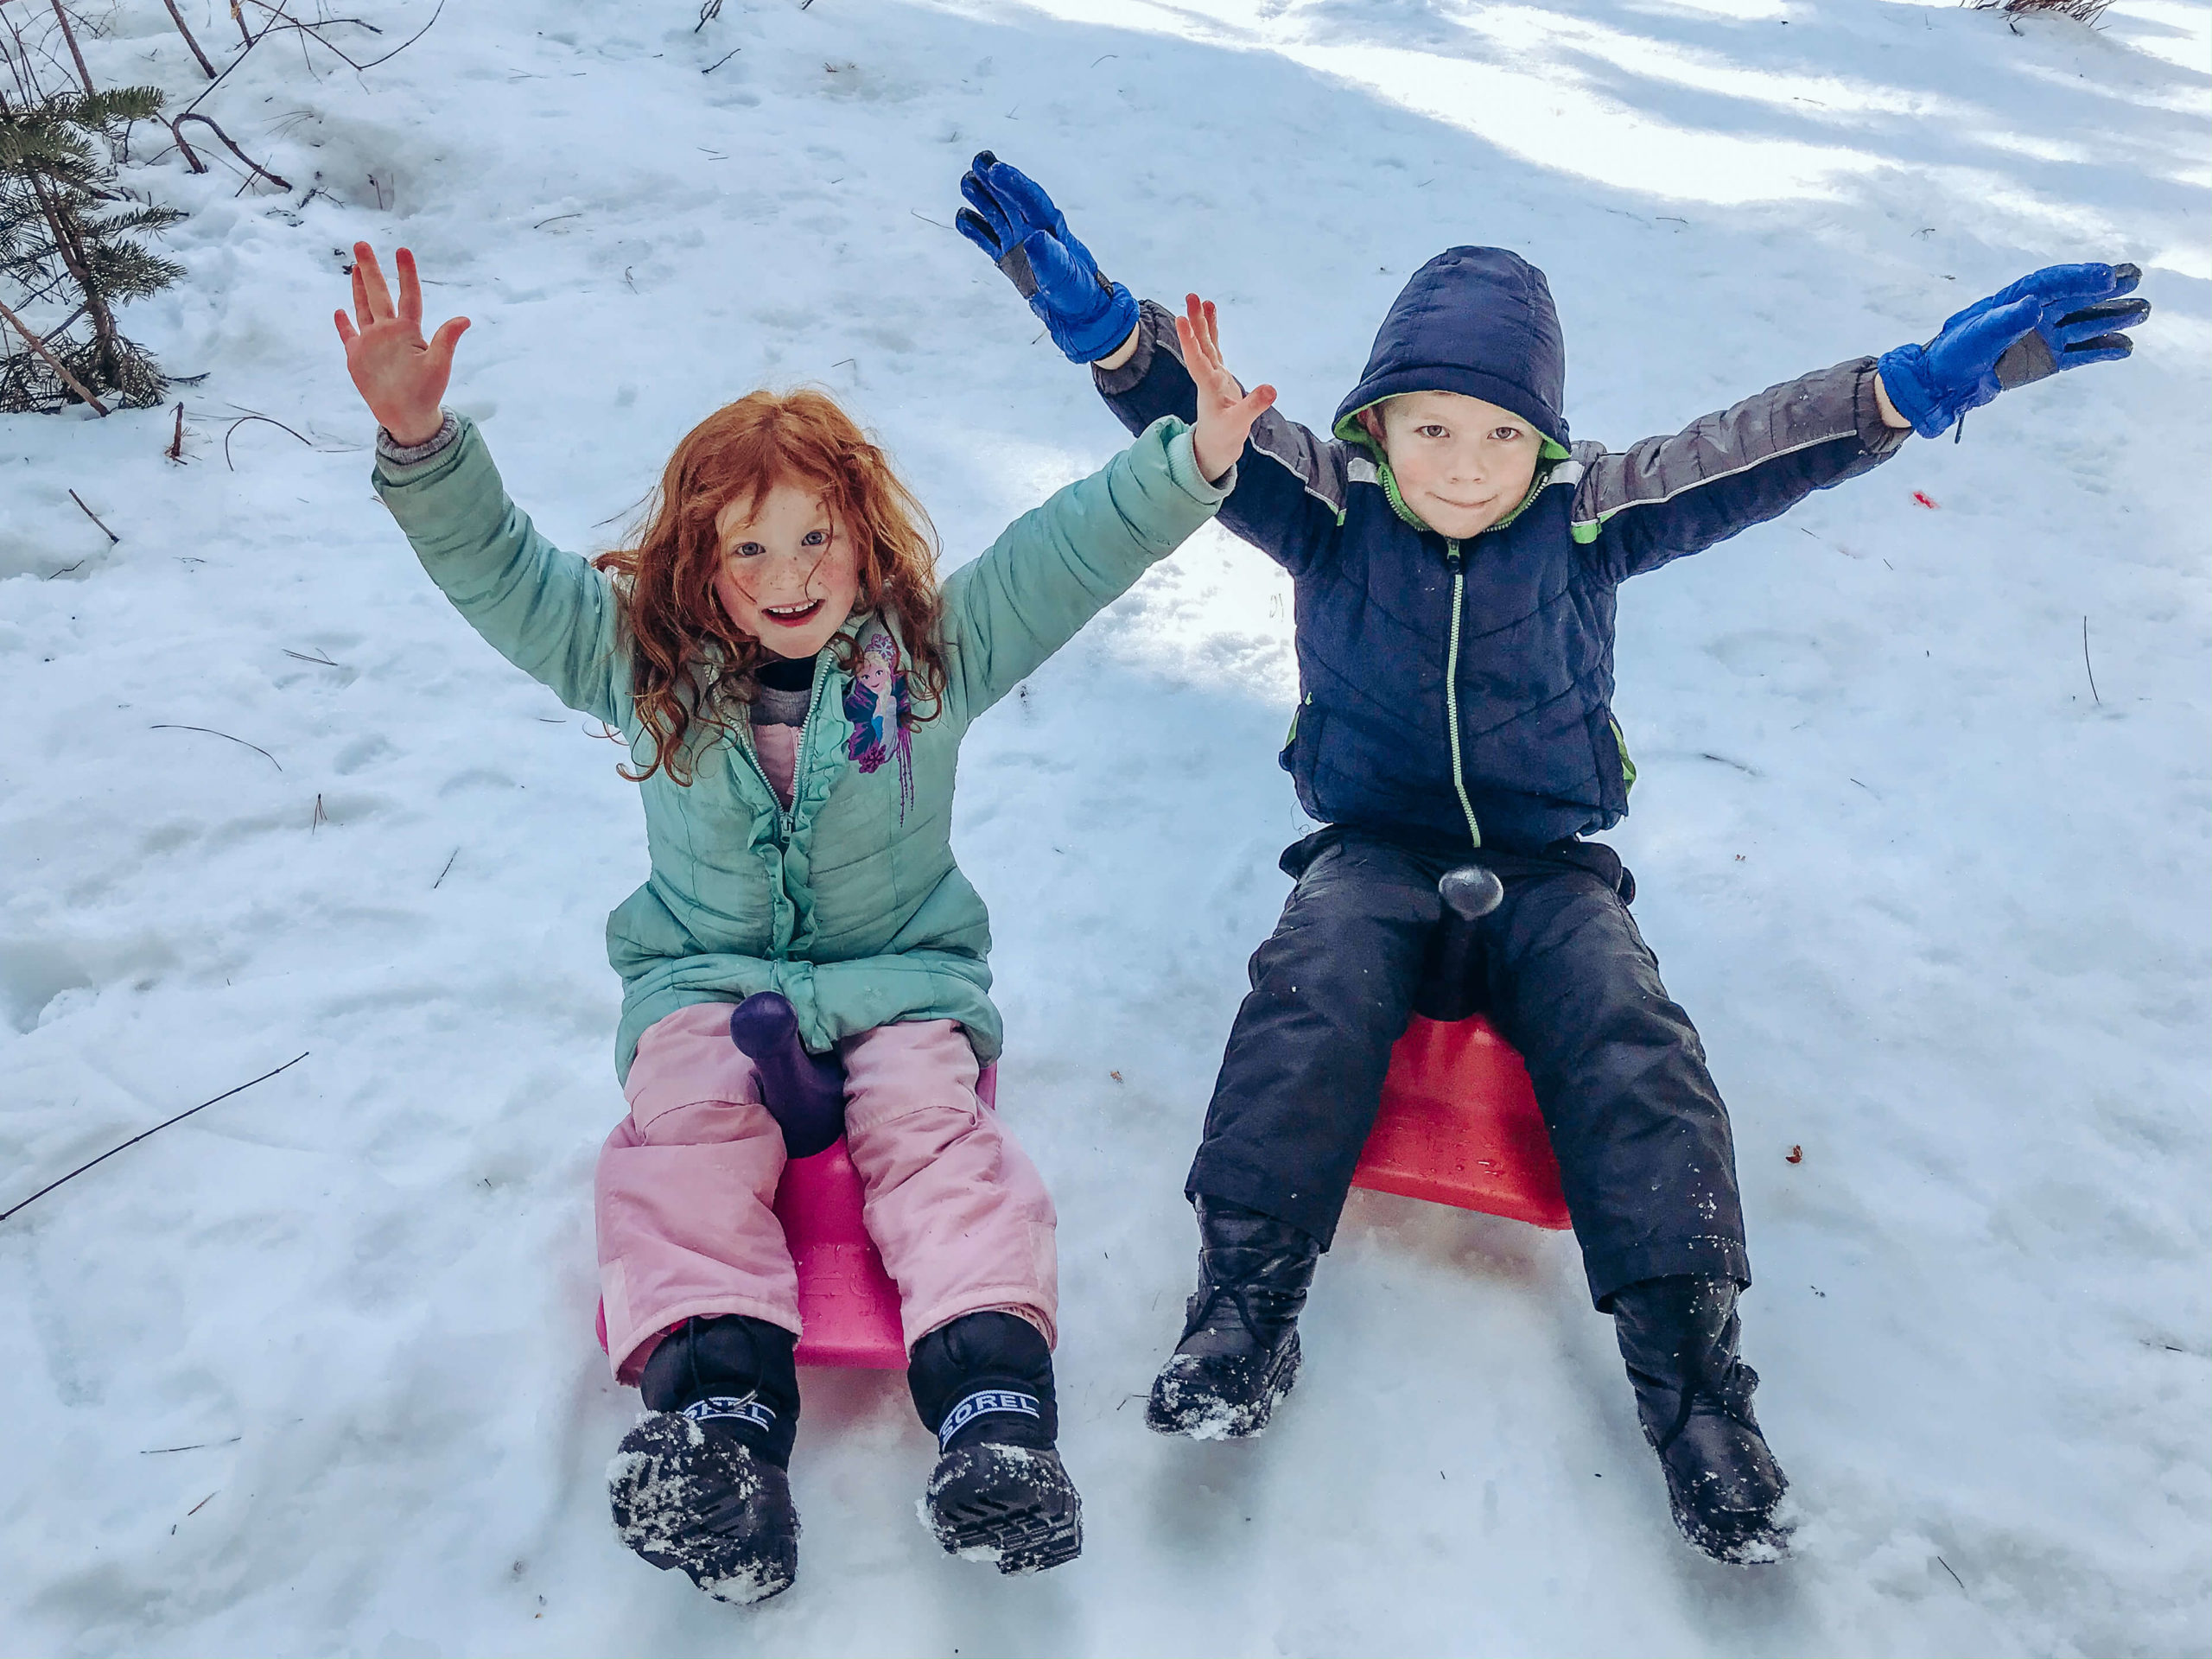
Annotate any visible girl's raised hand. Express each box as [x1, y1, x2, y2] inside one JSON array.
[[1176, 294, 1276, 484], [334, 242, 469, 446]]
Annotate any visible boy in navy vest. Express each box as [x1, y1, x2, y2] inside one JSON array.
[[956, 154, 2147, 1562]]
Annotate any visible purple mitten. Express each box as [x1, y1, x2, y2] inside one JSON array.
[[729, 993, 847, 1160]]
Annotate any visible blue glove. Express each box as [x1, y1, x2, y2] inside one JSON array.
[[957, 151, 1139, 364], [1878, 262, 2150, 439]]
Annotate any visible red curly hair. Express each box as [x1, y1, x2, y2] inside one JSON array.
[[594, 389, 947, 786]]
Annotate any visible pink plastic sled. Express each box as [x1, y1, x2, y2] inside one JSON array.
[[1351, 1013, 1571, 1229], [595, 1065, 996, 1373]]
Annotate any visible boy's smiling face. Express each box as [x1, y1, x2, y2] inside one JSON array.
[[1363, 390, 1547, 539]]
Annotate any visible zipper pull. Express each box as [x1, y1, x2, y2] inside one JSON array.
[[1445, 538, 1462, 570]]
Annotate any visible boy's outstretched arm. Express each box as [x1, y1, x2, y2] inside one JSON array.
[[1579, 261, 2150, 584], [957, 153, 1344, 576]]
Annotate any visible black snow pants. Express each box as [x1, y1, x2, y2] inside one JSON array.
[[1188, 828, 1749, 1309]]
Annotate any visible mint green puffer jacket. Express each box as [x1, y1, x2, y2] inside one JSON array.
[[373, 413, 1227, 1080]]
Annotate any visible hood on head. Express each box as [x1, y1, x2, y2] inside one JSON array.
[[1332, 247, 1569, 453]]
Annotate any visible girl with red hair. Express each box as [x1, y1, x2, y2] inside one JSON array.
[[335, 244, 1274, 1604]]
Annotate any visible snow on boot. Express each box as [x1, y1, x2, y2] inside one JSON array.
[[1611, 1275, 1791, 1564], [608, 1314, 803, 1604], [909, 1312, 1082, 1574], [1147, 1196, 1319, 1440]]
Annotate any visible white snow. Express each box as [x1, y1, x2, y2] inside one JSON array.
[[3, 0, 2208, 1651]]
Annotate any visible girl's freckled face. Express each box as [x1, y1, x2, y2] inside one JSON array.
[[712, 482, 861, 659]]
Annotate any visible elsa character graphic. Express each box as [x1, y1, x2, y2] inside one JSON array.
[[844, 626, 915, 814]]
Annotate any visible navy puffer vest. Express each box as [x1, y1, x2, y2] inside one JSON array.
[[1283, 250, 1619, 853]]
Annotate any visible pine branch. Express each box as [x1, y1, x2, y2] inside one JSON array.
[[2, 82, 184, 409], [0, 287, 105, 410]]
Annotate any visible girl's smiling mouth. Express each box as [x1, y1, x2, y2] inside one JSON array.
[[761, 598, 825, 627]]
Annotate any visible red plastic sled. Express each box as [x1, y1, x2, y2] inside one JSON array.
[[1351, 1014, 1571, 1230], [595, 1066, 997, 1373]]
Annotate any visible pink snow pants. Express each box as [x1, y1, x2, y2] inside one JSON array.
[[595, 1003, 1058, 1383]]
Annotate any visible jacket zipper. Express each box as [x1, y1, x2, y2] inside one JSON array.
[[734, 652, 836, 846], [1443, 540, 1482, 851]]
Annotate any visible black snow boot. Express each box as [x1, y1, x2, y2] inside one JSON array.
[[608, 1313, 803, 1605], [908, 1311, 1083, 1574], [1147, 1196, 1320, 1440], [1611, 1276, 1791, 1564]]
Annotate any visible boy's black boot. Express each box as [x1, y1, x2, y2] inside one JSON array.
[[1147, 1196, 1319, 1440], [608, 1314, 803, 1605], [908, 1311, 1083, 1574], [1611, 1276, 1791, 1564]]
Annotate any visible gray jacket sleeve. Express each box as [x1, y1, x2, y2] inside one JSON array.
[[1094, 298, 1347, 576], [1570, 358, 1910, 584]]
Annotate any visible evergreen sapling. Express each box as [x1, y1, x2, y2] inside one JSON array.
[[1, 83, 184, 412]]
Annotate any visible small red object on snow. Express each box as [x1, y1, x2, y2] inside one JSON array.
[[1351, 1015, 1571, 1229], [597, 1066, 999, 1371], [1785, 1144, 1804, 1165], [1911, 490, 1940, 509]]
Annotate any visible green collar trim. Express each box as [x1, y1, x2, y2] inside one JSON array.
[[1333, 399, 1569, 537]]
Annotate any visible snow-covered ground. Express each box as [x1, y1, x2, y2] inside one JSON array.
[[3, 0, 2208, 1650]]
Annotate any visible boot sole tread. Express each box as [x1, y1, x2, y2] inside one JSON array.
[[933, 1491, 1083, 1573]]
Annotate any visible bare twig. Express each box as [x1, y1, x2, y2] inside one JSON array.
[[37, 299, 88, 345], [170, 112, 290, 189], [702, 47, 738, 73], [234, 0, 386, 73], [433, 847, 459, 888], [166, 400, 185, 461], [238, 0, 382, 35], [282, 645, 340, 666], [140, 1436, 243, 1454], [223, 411, 310, 468], [2082, 615, 2100, 704], [310, 791, 325, 833], [1969, 0, 2110, 21], [353, 0, 441, 69], [161, 0, 218, 76], [0, 1053, 310, 1224], [187, 1491, 216, 1516], [0, 292, 110, 414], [179, 16, 258, 116], [67, 487, 117, 543], [1936, 1554, 1966, 1591], [149, 723, 282, 769], [49, 1, 92, 94]]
